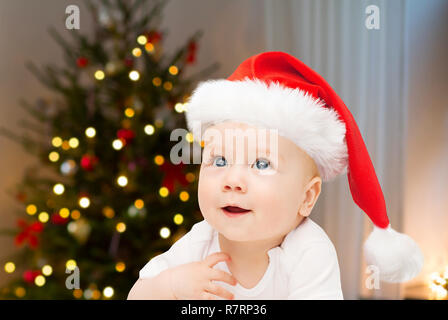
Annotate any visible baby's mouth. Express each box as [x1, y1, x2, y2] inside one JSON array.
[[221, 206, 252, 214]]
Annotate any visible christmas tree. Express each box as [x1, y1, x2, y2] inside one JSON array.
[[0, 0, 218, 299]]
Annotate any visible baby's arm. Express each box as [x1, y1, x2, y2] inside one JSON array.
[[127, 252, 237, 300]]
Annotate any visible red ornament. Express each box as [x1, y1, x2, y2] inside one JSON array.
[[117, 128, 135, 145], [186, 41, 197, 64], [124, 57, 134, 68], [158, 162, 189, 193], [145, 30, 162, 44], [76, 56, 89, 68], [15, 219, 44, 249], [80, 154, 99, 171], [23, 270, 41, 284], [51, 213, 69, 225]]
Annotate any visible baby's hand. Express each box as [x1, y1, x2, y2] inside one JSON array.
[[169, 252, 238, 300]]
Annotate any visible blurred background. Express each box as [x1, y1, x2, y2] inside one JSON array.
[[0, 0, 447, 300]]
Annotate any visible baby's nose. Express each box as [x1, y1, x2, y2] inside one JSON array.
[[223, 182, 245, 193], [222, 165, 247, 193]]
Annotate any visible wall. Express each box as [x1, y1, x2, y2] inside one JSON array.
[[402, 0, 448, 299]]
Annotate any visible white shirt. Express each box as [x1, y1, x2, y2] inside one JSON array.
[[139, 217, 344, 300]]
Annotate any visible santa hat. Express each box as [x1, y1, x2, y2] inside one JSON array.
[[184, 51, 423, 283]]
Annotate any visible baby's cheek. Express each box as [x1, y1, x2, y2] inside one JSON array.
[[260, 182, 300, 215], [254, 178, 284, 204], [198, 174, 220, 213], [198, 176, 210, 207]]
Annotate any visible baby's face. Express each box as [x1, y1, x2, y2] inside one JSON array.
[[198, 121, 319, 242]]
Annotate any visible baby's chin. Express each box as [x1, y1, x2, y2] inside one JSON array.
[[205, 218, 265, 242], [218, 229, 256, 242]]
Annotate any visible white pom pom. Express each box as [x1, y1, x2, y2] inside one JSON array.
[[363, 225, 424, 283]]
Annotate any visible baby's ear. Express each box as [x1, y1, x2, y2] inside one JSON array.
[[299, 176, 322, 217]]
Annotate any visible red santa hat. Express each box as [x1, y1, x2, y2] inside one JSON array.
[[185, 51, 423, 283]]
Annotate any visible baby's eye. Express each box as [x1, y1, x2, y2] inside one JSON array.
[[252, 158, 271, 170], [212, 156, 227, 167]]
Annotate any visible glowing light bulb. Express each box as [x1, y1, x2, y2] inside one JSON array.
[[67, 222, 77, 233], [102, 206, 115, 219], [103, 286, 114, 298], [134, 199, 144, 209], [159, 187, 169, 197], [168, 65, 178, 75], [15, 287, 25, 298], [34, 275, 45, 287], [26, 204, 37, 216], [154, 155, 164, 166], [185, 172, 195, 183], [85, 127, 96, 138], [112, 139, 123, 150], [66, 259, 77, 270], [62, 140, 70, 150], [160, 227, 171, 239], [71, 210, 81, 220], [179, 191, 189, 202], [49, 151, 60, 162], [144, 43, 154, 52], [124, 108, 135, 118], [137, 35, 147, 45], [73, 289, 83, 299], [52, 137, 62, 147], [129, 70, 140, 81], [174, 103, 184, 113], [42, 265, 53, 276], [59, 208, 70, 218], [94, 70, 105, 80], [117, 175, 128, 187], [144, 124, 155, 135], [79, 197, 90, 208], [4, 262, 15, 273], [116, 222, 126, 233], [132, 47, 142, 57], [152, 77, 161, 87], [115, 262, 126, 272], [185, 132, 194, 143], [53, 183, 65, 195], [173, 214, 184, 225], [38, 212, 49, 223], [84, 289, 93, 299], [69, 137, 79, 148]]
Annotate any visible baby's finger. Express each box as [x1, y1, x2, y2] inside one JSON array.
[[207, 283, 234, 300], [201, 291, 219, 300], [210, 268, 237, 286], [204, 252, 231, 268]]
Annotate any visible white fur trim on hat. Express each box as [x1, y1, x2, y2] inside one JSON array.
[[185, 78, 348, 181], [363, 225, 424, 283]]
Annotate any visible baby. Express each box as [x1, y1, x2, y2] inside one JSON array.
[[128, 51, 423, 300], [128, 121, 343, 299]]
